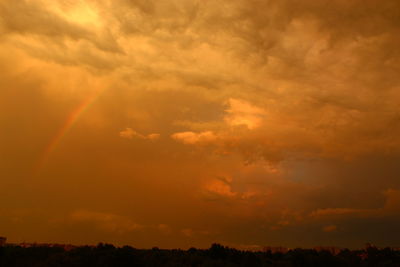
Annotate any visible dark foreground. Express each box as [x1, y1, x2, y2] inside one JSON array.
[[1, 243, 400, 267]]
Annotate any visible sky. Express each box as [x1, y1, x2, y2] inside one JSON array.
[[1, 0, 400, 249]]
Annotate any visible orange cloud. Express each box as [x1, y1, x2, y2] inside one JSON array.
[[224, 98, 266, 130], [171, 131, 217, 145], [119, 128, 160, 140], [203, 179, 237, 198]]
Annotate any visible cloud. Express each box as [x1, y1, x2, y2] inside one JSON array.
[[0, 0, 122, 54], [310, 208, 365, 218], [1, 0, 400, 248], [171, 131, 217, 145], [70, 210, 142, 234], [119, 128, 136, 139], [0, 0, 90, 39], [224, 98, 266, 130], [147, 133, 161, 140], [119, 128, 160, 140], [309, 189, 400, 221], [203, 178, 237, 198]]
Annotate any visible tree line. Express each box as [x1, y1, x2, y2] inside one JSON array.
[[1, 243, 400, 266]]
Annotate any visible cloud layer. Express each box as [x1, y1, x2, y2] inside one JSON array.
[[1, 0, 400, 249]]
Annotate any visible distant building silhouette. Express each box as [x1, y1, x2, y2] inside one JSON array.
[[0, 237, 6, 246]]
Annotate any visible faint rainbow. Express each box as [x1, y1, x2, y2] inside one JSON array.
[[34, 90, 101, 174]]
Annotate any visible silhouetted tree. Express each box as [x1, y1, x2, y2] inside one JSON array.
[[1, 243, 400, 266]]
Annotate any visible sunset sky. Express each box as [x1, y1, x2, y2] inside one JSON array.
[[1, 0, 400, 249]]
